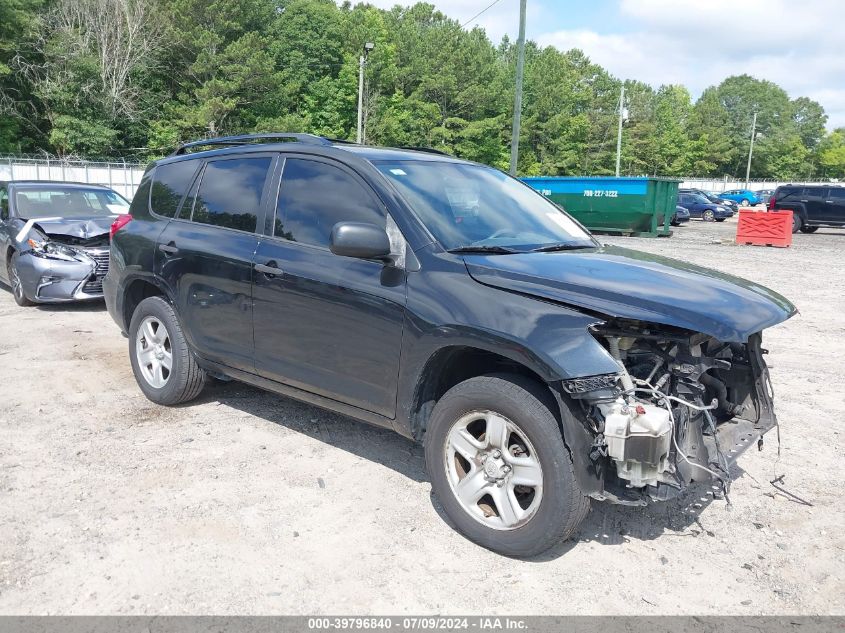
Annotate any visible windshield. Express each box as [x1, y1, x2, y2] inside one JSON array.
[[374, 161, 595, 251], [14, 187, 129, 219]]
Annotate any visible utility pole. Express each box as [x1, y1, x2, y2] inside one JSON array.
[[745, 111, 758, 188], [357, 42, 374, 144], [615, 83, 625, 177], [509, 0, 527, 176]]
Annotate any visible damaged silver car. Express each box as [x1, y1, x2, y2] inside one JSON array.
[[0, 181, 129, 306]]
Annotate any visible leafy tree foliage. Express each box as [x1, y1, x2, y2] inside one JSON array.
[[0, 0, 840, 179]]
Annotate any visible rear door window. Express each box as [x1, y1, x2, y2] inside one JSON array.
[[191, 157, 272, 233], [274, 157, 384, 247], [150, 159, 200, 218]]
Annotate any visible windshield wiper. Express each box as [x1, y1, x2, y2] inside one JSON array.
[[447, 245, 521, 255], [530, 243, 595, 253]]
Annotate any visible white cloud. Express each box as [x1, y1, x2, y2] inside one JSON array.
[[536, 0, 845, 128]]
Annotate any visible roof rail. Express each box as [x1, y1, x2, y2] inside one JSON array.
[[397, 146, 452, 156], [170, 133, 332, 156]]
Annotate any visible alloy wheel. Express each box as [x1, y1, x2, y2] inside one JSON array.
[[135, 316, 173, 388], [444, 410, 543, 530], [703, 210, 715, 222], [8, 262, 24, 302]]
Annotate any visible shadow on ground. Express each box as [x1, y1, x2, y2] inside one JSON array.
[[0, 283, 107, 312], [202, 378, 737, 561]]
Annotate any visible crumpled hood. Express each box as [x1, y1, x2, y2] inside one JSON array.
[[463, 245, 796, 342], [31, 215, 115, 239]]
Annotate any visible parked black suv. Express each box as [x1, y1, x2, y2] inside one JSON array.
[[105, 133, 796, 556], [770, 184, 845, 233]]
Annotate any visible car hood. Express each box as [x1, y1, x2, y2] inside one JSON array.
[[27, 215, 115, 239], [463, 245, 796, 342]]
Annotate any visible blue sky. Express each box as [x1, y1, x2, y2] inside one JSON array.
[[364, 0, 845, 129]]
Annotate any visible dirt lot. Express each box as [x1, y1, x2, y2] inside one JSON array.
[[0, 217, 843, 615]]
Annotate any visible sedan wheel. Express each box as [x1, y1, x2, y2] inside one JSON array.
[[445, 410, 543, 530], [741, 198, 750, 206], [702, 209, 715, 222], [7, 256, 34, 306], [136, 316, 173, 388]]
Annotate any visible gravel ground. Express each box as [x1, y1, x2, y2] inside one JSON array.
[[0, 217, 843, 615]]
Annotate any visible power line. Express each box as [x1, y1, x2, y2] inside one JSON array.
[[460, 0, 505, 30]]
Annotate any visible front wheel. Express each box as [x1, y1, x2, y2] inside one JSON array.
[[7, 254, 34, 307], [800, 226, 818, 234], [741, 198, 750, 206], [128, 296, 206, 405], [424, 374, 589, 557], [702, 209, 715, 222]]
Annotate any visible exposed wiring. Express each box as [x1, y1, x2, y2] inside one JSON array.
[[628, 381, 732, 500]]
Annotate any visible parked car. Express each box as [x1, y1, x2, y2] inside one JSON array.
[[0, 180, 130, 306], [770, 184, 845, 233], [671, 205, 690, 226], [105, 133, 795, 557], [677, 192, 733, 221], [756, 189, 774, 205], [719, 189, 761, 206], [704, 191, 739, 212], [680, 188, 738, 212]]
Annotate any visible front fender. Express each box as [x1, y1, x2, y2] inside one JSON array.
[[395, 250, 620, 429]]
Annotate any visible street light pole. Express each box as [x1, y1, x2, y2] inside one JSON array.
[[357, 42, 374, 144], [509, 0, 527, 176], [745, 111, 758, 188], [615, 83, 625, 177]]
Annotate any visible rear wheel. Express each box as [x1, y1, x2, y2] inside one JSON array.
[[702, 209, 715, 222], [792, 214, 803, 234], [424, 374, 589, 557], [7, 253, 34, 307], [800, 225, 818, 234], [129, 296, 206, 405]]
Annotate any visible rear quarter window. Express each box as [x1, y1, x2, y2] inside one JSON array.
[[150, 160, 200, 218]]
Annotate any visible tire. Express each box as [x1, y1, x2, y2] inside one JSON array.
[[800, 226, 818, 234], [702, 209, 715, 222], [7, 253, 34, 307], [424, 374, 589, 557], [741, 199, 750, 206], [791, 214, 803, 234], [128, 296, 206, 405]]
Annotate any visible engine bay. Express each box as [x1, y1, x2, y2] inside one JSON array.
[[571, 321, 778, 504]]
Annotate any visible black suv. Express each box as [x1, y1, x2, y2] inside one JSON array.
[[105, 133, 795, 556], [770, 184, 845, 233]]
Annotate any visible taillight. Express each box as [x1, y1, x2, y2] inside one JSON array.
[[768, 196, 775, 211], [110, 214, 132, 239]]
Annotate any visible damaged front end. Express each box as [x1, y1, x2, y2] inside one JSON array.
[[564, 320, 778, 505], [17, 227, 110, 302]]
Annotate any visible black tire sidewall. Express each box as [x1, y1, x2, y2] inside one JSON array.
[[8, 254, 34, 306], [128, 296, 197, 405], [792, 214, 802, 233], [424, 375, 584, 557]]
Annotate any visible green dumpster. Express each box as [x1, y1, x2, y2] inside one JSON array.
[[521, 176, 681, 237]]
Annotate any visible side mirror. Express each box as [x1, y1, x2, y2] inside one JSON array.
[[330, 222, 392, 262]]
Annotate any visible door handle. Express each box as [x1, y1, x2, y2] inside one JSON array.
[[825, 200, 834, 204], [255, 262, 284, 277], [800, 199, 809, 203], [159, 243, 179, 255]]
